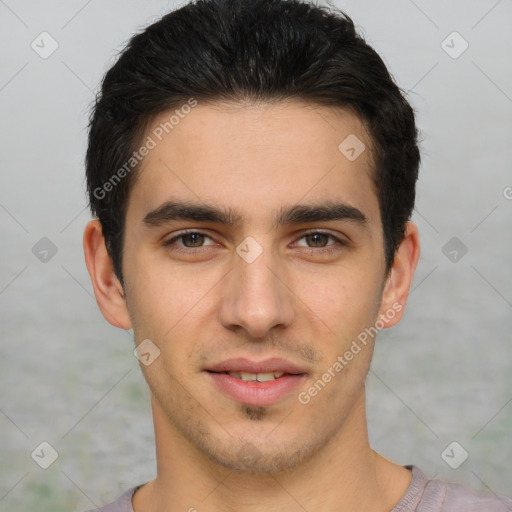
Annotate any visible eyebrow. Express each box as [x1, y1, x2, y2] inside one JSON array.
[[143, 199, 368, 230]]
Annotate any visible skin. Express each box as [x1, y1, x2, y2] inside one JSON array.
[[84, 99, 420, 512]]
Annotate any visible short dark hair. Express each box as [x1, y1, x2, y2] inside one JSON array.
[[86, 0, 420, 285]]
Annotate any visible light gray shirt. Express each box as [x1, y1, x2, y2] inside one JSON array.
[[84, 465, 512, 511]]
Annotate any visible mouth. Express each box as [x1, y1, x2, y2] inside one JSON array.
[[204, 358, 307, 407]]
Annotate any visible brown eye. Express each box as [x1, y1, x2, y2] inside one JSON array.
[[180, 233, 206, 247], [304, 233, 331, 248], [163, 230, 215, 250], [294, 231, 347, 256]]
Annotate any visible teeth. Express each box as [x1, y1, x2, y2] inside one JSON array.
[[255, 372, 275, 382], [228, 371, 285, 382]]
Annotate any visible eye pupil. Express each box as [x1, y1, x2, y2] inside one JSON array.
[[307, 233, 328, 247], [184, 233, 204, 247]]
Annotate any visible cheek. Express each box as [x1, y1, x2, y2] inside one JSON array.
[[125, 249, 185, 326], [125, 253, 218, 367], [295, 263, 383, 339]]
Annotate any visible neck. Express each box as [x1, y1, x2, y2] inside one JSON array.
[[133, 392, 411, 512]]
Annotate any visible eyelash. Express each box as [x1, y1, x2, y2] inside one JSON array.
[[162, 229, 347, 256]]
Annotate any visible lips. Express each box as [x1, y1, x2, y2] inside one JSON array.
[[206, 357, 306, 375], [205, 357, 307, 406]]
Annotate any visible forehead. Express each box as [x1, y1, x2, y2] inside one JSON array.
[[128, 99, 380, 229]]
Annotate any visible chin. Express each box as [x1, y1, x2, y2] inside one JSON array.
[[203, 440, 315, 474]]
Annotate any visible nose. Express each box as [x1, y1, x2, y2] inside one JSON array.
[[218, 241, 296, 340]]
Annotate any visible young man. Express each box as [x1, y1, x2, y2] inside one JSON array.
[[82, 0, 512, 510]]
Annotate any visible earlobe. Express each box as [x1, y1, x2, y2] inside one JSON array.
[[83, 219, 132, 330], [378, 222, 420, 328]]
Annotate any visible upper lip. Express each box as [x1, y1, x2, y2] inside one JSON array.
[[206, 357, 307, 375]]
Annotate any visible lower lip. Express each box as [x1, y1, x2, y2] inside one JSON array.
[[206, 372, 306, 407]]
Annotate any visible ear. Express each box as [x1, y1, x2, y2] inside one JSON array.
[[377, 222, 420, 328], [83, 219, 132, 330]]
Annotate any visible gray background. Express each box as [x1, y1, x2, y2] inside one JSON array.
[[1, 0, 511, 510]]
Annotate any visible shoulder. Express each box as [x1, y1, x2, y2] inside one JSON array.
[[415, 467, 512, 511], [437, 479, 512, 511], [82, 486, 139, 512]]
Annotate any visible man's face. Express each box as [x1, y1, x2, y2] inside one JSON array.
[[121, 100, 392, 473]]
